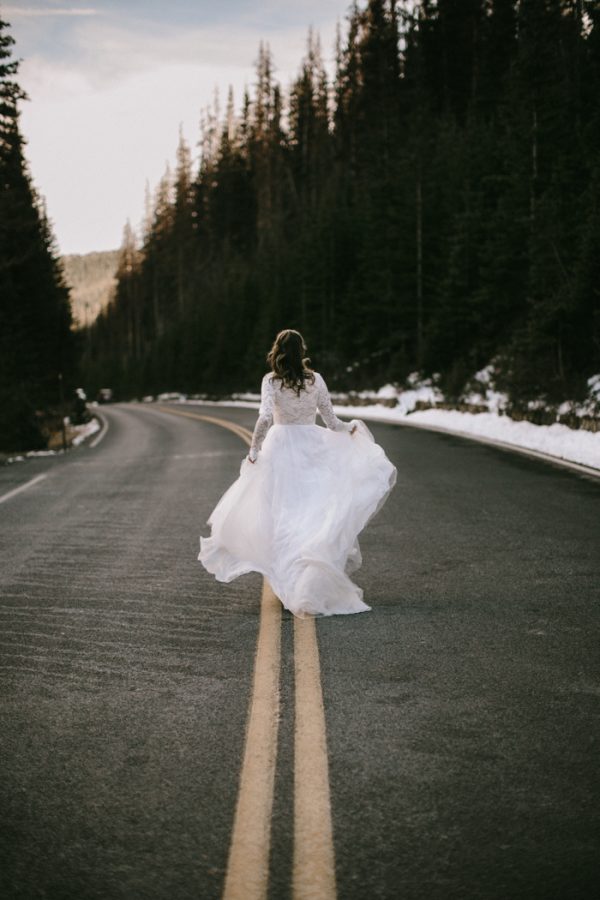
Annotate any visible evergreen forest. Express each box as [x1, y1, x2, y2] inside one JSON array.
[[1, 1, 599, 452], [84, 0, 600, 404], [0, 15, 76, 450]]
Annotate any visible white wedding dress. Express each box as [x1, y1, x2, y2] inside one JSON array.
[[198, 372, 397, 617]]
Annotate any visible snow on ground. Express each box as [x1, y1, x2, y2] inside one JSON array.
[[367, 376, 445, 415], [71, 418, 100, 446], [410, 409, 600, 469], [6, 448, 63, 463], [330, 403, 600, 471], [459, 363, 509, 413], [175, 370, 600, 471], [5, 418, 101, 463], [330, 369, 600, 470]]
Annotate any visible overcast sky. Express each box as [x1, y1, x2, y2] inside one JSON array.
[[4, 0, 352, 255]]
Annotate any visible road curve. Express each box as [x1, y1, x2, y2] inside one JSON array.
[[1, 401, 599, 900]]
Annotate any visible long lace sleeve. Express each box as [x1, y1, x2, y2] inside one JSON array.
[[316, 373, 352, 432], [248, 374, 274, 461]]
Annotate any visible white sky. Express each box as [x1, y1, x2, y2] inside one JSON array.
[[4, 1, 351, 254]]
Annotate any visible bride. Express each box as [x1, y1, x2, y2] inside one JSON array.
[[198, 329, 396, 617]]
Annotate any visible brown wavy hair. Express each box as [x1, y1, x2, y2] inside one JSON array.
[[266, 329, 315, 394]]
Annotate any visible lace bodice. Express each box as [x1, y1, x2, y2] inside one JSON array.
[[248, 372, 352, 461]]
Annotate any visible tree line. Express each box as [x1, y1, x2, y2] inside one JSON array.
[[2, 2, 599, 454], [84, 0, 599, 405], [0, 15, 77, 451]]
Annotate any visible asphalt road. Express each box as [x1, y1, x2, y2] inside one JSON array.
[[1, 402, 599, 900]]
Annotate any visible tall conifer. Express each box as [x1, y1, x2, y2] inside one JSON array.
[[0, 16, 75, 450]]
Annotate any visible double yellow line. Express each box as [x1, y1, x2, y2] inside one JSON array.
[[156, 406, 337, 900]]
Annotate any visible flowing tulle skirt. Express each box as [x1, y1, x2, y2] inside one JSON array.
[[198, 420, 396, 617]]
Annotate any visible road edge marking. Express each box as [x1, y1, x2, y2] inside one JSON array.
[[0, 473, 48, 505], [154, 405, 252, 445], [222, 580, 282, 900], [292, 617, 337, 900], [89, 410, 109, 448]]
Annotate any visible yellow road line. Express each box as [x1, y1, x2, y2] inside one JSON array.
[[155, 404, 281, 900], [153, 402, 337, 900], [222, 581, 282, 900], [155, 405, 253, 445], [292, 617, 337, 900]]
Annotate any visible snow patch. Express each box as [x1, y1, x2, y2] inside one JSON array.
[[71, 418, 101, 446], [331, 403, 600, 471], [408, 409, 600, 470], [376, 384, 398, 400], [173, 367, 600, 473]]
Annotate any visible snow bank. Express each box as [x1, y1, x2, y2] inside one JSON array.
[[331, 403, 600, 471], [71, 418, 101, 446], [172, 370, 600, 473], [4, 418, 101, 464], [331, 373, 445, 415], [173, 394, 599, 472], [328, 368, 600, 470], [460, 363, 509, 413]]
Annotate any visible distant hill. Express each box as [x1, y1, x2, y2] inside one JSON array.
[[62, 250, 120, 328]]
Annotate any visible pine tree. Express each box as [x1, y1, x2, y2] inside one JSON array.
[[82, 1, 599, 411], [0, 16, 76, 451]]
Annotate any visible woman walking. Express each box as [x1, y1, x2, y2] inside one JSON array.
[[198, 329, 396, 617]]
